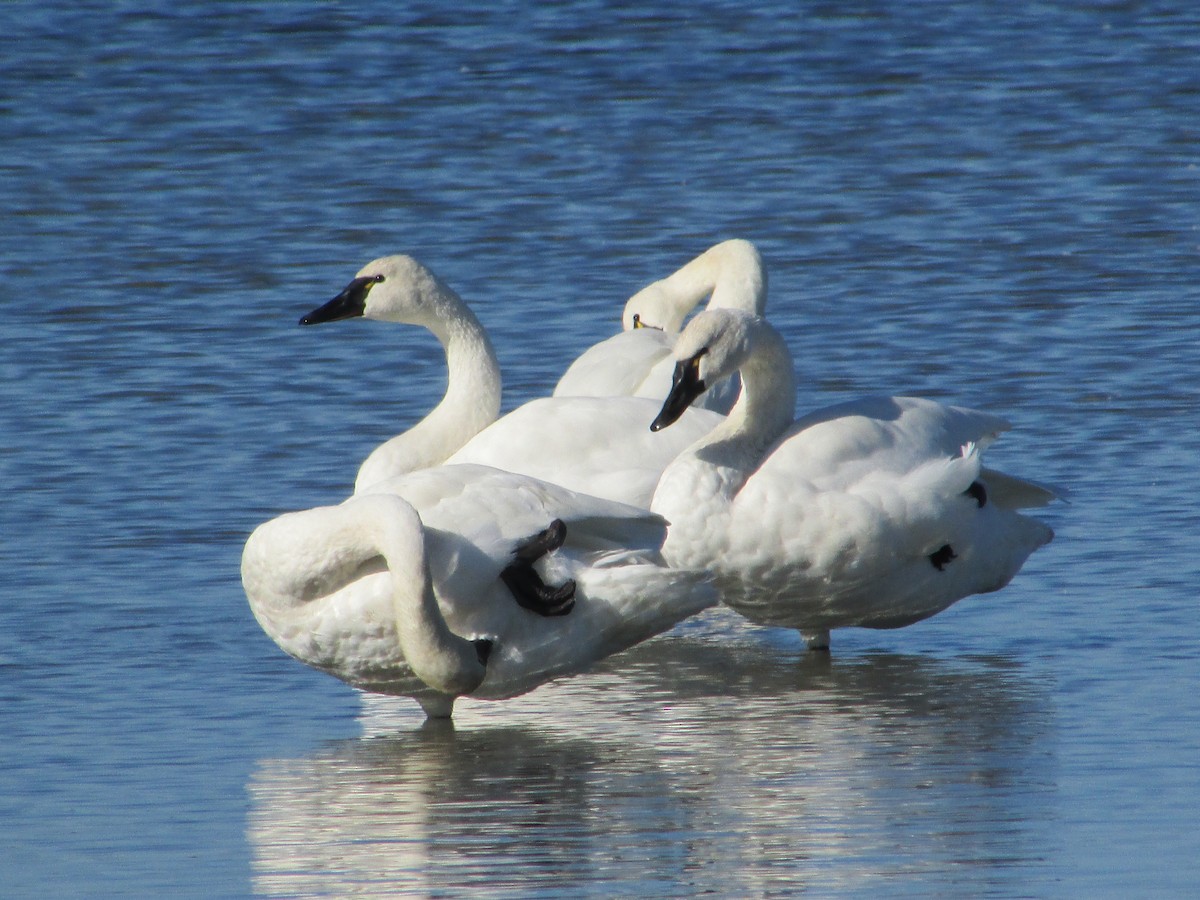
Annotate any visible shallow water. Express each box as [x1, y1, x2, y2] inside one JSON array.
[[3, 1, 1199, 896]]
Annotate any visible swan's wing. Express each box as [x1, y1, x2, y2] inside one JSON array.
[[553, 329, 673, 398], [364, 463, 671, 558], [772, 396, 1011, 489], [978, 467, 1061, 509], [445, 397, 724, 507]]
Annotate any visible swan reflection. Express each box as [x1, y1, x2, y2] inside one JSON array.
[[248, 612, 1054, 897]]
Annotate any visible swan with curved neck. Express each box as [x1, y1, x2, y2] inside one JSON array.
[[301, 255, 502, 493], [553, 239, 767, 411], [649, 309, 1055, 649], [243, 492, 491, 715], [243, 465, 717, 718], [306, 255, 725, 506]]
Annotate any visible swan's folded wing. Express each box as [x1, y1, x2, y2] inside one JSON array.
[[979, 467, 1062, 509], [365, 463, 670, 557], [445, 397, 724, 507], [553, 329, 673, 398]]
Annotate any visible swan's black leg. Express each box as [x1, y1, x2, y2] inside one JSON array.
[[501, 519, 576, 617]]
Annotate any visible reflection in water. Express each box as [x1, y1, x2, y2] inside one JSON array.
[[247, 612, 1055, 897]]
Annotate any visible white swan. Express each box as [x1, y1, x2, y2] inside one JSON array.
[[648, 309, 1055, 649], [301, 255, 502, 492], [307, 254, 725, 506], [553, 239, 767, 411], [243, 464, 717, 718]]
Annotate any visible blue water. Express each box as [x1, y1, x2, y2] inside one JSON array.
[[2, 1, 1199, 895]]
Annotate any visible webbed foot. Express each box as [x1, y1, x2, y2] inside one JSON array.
[[501, 519, 576, 617]]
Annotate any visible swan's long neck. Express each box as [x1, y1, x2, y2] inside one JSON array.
[[354, 289, 502, 492], [242, 495, 486, 696], [703, 240, 767, 315], [366, 495, 488, 696], [677, 324, 797, 488], [661, 240, 767, 324]]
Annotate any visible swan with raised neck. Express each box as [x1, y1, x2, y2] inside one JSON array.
[[301, 255, 502, 493], [649, 309, 1055, 648], [304, 255, 722, 508]]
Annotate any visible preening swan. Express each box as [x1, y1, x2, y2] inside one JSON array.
[[649, 309, 1055, 649], [242, 465, 716, 718], [301, 255, 502, 493], [553, 239, 767, 411], [309, 254, 725, 506]]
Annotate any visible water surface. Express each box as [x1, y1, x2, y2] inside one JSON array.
[[2, 2, 1199, 896]]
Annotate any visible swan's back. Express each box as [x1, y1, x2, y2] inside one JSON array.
[[445, 397, 724, 507], [554, 329, 674, 398]]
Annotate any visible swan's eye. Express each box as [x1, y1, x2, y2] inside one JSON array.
[[632, 314, 643, 329], [372, 274, 385, 284]]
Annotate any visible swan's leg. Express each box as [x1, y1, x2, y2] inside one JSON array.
[[801, 628, 831, 651], [417, 694, 456, 719], [501, 519, 576, 617]]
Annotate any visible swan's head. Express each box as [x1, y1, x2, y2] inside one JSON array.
[[622, 281, 687, 333], [651, 309, 757, 431], [300, 255, 455, 328]]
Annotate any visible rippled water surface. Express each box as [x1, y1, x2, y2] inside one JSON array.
[[3, 2, 1199, 896]]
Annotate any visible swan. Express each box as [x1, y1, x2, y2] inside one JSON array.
[[648, 309, 1056, 650], [301, 255, 502, 492], [243, 464, 717, 718], [307, 254, 725, 506], [553, 239, 767, 412]]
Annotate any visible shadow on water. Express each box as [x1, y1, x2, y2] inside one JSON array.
[[247, 616, 1056, 896]]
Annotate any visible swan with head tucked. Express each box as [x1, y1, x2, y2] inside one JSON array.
[[648, 309, 1056, 650], [306, 255, 724, 505], [243, 464, 717, 718], [553, 239, 767, 412]]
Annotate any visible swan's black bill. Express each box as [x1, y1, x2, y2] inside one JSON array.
[[300, 275, 377, 325], [650, 356, 707, 432]]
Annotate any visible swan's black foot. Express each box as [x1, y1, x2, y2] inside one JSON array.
[[512, 518, 567, 562], [929, 544, 957, 571], [964, 480, 988, 507], [501, 519, 576, 617]]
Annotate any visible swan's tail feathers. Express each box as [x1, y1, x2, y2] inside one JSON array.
[[558, 511, 670, 558], [980, 467, 1062, 510]]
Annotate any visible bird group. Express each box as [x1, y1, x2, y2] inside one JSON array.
[[241, 240, 1054, 718]]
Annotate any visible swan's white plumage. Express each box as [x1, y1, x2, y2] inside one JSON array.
[[243, 465, 716, 716], [650, 310, 1054, 639], [554, 239, 767, 410], [309, 254, 725, 505], [445, 397, 724, 508]]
